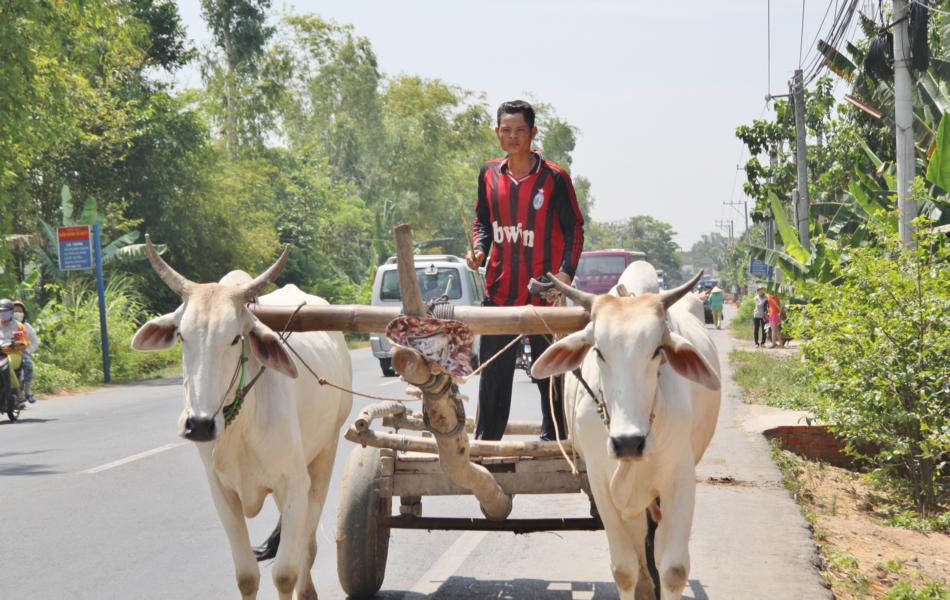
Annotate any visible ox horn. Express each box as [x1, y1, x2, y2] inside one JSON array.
[[242, 245, 291, 300], [546, 272, 596, 310], [659, 270, 705, 310], [145, 234, 193, 296]]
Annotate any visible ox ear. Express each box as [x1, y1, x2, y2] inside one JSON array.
[[531, 324, 594, 379], [132, 313, 179, 351], [662, 332, 720, 391], [247, 320, 299, 378]]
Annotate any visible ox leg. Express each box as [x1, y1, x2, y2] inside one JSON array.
[[272, 467, 312, 600], [654, 461, 696, 600], [205, 474, 260, 599], [295, 450, 336, 600], [591, 480, 648, 600]]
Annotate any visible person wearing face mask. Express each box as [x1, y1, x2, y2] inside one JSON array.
[[12, 301, 38, 403], [0, 298, 28, 407]]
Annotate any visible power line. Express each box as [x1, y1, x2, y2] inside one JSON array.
[[800, 0, 808, 68], [799, 0, 837, 72], [768, 0, 772, 94]]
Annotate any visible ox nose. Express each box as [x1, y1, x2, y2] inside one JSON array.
[[609, 435, 647, 459], [183, 416, 217, 442]]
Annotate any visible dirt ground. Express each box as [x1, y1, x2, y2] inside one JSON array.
[[777, 450, 949, 599]]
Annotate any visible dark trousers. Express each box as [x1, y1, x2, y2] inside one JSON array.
[[475, 332, 566, 441], [753, 317, 766, 345]]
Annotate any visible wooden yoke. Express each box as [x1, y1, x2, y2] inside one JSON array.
[[390, 224, 512, 520]]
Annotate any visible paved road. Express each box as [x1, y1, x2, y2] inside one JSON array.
[[0, 307, 830, 599]]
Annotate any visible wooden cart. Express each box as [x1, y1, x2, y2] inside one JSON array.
[[251, 225, 599, 599]]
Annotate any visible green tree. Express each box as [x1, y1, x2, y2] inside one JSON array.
[[200, 0, 274, 157]]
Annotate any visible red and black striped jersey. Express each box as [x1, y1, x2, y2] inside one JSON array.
[[472, 152, 585, 306]]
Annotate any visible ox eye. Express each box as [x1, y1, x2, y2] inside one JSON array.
[[652, 346, 663, 359], [594, 348, 605, 362], [230, 335, 241, 346]]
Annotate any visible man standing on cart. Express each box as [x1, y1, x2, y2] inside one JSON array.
[[466, 100, 585, 441]]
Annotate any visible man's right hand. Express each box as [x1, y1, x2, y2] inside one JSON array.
[[466, 249, 485, 270]]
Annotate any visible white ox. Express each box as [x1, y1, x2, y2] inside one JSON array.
[[532, 262, 721, 600], [131, 239, 352, 600]]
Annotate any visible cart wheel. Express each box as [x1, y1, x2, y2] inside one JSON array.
[[337, 446, 391, 598]]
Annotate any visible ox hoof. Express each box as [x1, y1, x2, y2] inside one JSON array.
[[479, 493, 513, 521]]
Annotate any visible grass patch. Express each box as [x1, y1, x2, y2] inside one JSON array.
[[729, 349, 816, 410]]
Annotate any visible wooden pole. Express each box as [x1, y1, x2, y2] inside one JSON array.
[[248, 304, 589, 335], [390, 225, 512, 520]]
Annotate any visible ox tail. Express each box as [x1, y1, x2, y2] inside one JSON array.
[[645, 499, 660, 600], [254, 519, 281, 561]]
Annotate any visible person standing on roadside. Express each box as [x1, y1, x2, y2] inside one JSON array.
[[466, 99, 585, 442], [753, 286, 768, 347], [708, 285, 724, 329], [767, 291, 783, 348]]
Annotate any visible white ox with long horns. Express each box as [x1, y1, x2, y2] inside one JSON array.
[[131, 237, 352, 600], [531, 262, 721, 600]]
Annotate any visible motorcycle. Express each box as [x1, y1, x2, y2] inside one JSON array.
[[0, 353, 23, 422], [0, 346, 24, 422]]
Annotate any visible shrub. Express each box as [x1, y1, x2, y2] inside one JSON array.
[[30, 275, 178, 393], [792, 219, 949, 514]]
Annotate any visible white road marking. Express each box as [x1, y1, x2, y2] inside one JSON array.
[[404, 531, 487, 597], [79, 441, 187, 475]]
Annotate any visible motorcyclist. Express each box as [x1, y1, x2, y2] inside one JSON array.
[[12, 300, 39, 403], [0, 299, 28, 407]]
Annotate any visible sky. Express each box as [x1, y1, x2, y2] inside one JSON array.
[[173, 0, 857, 248]]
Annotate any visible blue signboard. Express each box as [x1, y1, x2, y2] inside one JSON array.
[[749, 257, 773, 279], [57, 225, 93, 271]]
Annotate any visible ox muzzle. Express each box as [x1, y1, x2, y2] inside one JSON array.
[[609, 434, 647, 460], [182, 416, 217, 442]]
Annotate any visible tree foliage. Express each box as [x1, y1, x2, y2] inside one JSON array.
[[792, 217, 949, 514]]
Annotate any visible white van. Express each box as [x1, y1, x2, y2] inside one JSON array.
[[369, 255, 483, 376]]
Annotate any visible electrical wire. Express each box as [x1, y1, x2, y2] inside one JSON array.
[[799, 0, 837, 71], [804, 0, 861, 86], [800, 0, 808, 67], [768, 0, 772, 95]]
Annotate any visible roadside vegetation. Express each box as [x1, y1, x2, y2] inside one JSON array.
[[772, 447, 949, 600], [723, 5, 949, 591]]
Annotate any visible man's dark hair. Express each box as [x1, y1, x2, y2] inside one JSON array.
[[497, 100, 535, 128]]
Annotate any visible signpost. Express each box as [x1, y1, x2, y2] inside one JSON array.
[[56, 226, 94, 271], [56, 224, 110, 383], [749, 257, 773, 281]]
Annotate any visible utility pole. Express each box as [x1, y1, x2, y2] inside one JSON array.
[[790, 69, 810, 247], [715, 219, 734, 245], [893, 0, 917, 247], [765, 146, 778, 251]]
